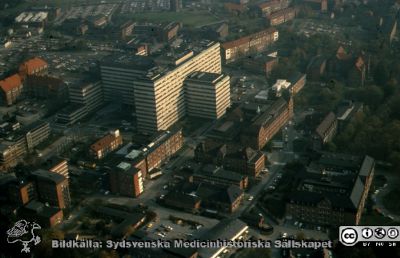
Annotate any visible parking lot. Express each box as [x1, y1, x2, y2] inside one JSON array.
[[120, 0, 170, 14], [54, 4, 118, 25]]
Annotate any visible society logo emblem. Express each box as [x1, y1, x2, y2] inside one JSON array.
[[340, 227, 358, 246], [6, 220, 41, 253]]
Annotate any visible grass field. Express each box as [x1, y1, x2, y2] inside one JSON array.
[[128, 11, 220, 27]]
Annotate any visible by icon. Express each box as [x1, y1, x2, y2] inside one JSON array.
[[362, 228, 373, 239]]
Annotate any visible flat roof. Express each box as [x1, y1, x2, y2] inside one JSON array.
[[186, 72, 227, 85], [31, 169, 66, 184]]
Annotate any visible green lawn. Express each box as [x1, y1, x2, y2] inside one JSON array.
[[127, 11, 220, 27]]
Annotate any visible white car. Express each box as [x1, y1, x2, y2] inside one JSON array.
[[281, 232, 288, 238], [157, 232, 165, 238]]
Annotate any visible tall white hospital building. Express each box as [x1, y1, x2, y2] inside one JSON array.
[[101, 41, 223, 133]]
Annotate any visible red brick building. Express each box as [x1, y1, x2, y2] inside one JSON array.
[[240, 97, 293, 150], [267, 7, 296, 26], [195, 143, 265, 177], [7, 181, 36, 206], [110, 162, 144, 197], [143, 127, 183, 172], [221, 28, 279, 63], [90, 130, 123, 160], [256, 0, 289, 17], [289, 72, 306, 95], [0, 74, 23, 106], [243, 52, 278, 78], [23, 201, 64, 227], [18, 57, 48, 80], [31, 169, 71, 209], [286, 155, 375, 226]]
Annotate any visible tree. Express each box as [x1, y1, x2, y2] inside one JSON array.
[[373, 61, 390, 86]]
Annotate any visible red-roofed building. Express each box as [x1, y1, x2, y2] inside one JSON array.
[[0, 74, 23, 106], [90, 130, 123, 159], [18, 57, 48, 80]]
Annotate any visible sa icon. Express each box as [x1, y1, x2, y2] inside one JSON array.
[[340, 228, 358, 246]]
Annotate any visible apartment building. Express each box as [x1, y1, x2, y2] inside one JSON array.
[[143, 127, 184, 172], [267, 7, 296, 26], [0, 74, 24, 106], [110, 162, 144, 197], [0, 139, 26, 170], [24, 121, 51, 151], [134, 41, 221, 132], [120, 21, 135, 39], [184, 72, 231, 119], [55, 104, 87, 126], [46, 158, 69, 180], [256, 0, 289, 17], [69, 81, 103, 115], [221, 28, 279, 63], [31, 169, 71, 209], [100, 55, 156, 106], [90, 130, 123, 160]]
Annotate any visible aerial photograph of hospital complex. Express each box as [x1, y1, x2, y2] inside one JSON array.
[[1, 0, 400, 257]]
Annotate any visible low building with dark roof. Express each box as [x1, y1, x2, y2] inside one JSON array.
[[111, 212, 146, 239], [21, 200, 63, 227], [196, 183, 244, 213], [190, 165, 248, 190], [243, 51, 278, 77], [163, 191, 201, 213], [286, 154, 375, 226]]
